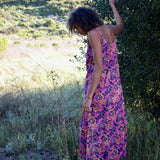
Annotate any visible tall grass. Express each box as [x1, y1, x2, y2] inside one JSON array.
[[0, 4, 69, 38], [0, 1, 159, 159], [0, 35, 8, 59], [0, 55, 160, 159], [0, 49, 85, 159], [126, 111, 160, 160]]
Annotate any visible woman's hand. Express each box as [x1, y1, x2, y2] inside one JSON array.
[[109, 0, 116, 6], [82, 97, 92, 112]]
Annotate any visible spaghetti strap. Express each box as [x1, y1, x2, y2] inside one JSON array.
[[94, 28, 116, 45], [94, 28, 102, 36]]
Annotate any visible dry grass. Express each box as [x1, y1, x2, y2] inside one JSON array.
[[0, 34, 86, 159]]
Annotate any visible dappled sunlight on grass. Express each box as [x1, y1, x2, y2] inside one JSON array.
[[0, 43, 86, 94], [0, 35, 85, 158], [0, 1, 159, 159]]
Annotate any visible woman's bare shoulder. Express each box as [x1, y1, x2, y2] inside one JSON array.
[[88, 29, 102, 42]]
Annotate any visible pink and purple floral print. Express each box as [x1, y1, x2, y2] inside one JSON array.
[[79, 29, 127, 160]]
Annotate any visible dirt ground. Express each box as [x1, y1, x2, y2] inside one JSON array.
[[2, 34, 80, 59]]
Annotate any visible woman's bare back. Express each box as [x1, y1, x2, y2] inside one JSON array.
[[96, 25, 115, 45]]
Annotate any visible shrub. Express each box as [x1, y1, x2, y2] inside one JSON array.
[[18, 32, 31, 39], [18, 22, 28, 27], [52, 42, 59, 46], [27, 42, 48, 47], [14, 41, 21, 44], [1, 26, 19, 34], [0, 35, 8, 58], [33, 31, 43, 38], [90, 0, 160, 118], [0, 9, 12, 20], [43, 18, 56, 28], [0, 18, 8, 27], [46, 0, 88, 16], [58, 29, 68, 38]]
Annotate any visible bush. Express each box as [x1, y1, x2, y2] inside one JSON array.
[[33, 31, 43, 38], [52, 42, 59, 46], [18, 32, 31, 39], [46, 0, 88, 16], [18, 22, 28, 27], [0, 18, 8, 27], [0, 35, 8, 58], [14, 41, 21, 44], [27, 42, 48, 47], [90, 0, 160, 118], [1, 26, 19, 34], [58, 29, 68, 38], [43, 18, 56, 28]]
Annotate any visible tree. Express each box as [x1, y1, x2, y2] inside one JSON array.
[[90, 0, 160, 118]]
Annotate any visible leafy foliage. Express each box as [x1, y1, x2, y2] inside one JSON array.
[[43, 18, 56, 28], [0, 36, 8, 58], [46, 0, 87, 16], [0, 0, 87, 16], [90, 0, 160, 118], [0, 0, 49, 4], [0, 1, 159, 159]]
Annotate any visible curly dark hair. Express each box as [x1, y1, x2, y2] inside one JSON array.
[[67, 7, 104, 34]]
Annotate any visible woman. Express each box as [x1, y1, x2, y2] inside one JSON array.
[[67, 0, 127, 159]]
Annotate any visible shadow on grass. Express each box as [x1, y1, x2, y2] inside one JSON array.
[[0, 1, 51, 17], [0, 79, 160, 160], [0, 1, 70, 18], [0, 81, 84, 160]]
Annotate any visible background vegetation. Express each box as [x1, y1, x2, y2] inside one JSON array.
[[90, 0, 160, 118], [0, 0, 159, 159], [0, 36, 8, 58]]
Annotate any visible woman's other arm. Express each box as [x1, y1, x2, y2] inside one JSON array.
[[82, 30, 103, 112], [108, 0, 124, 35]]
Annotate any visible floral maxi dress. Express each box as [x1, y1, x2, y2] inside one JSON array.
[[79, 29, 127, 160]]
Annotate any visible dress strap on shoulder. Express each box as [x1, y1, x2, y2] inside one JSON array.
[[94, 28, 102, 36]]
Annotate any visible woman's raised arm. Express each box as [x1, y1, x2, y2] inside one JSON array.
[[108, 0, 124, 35]]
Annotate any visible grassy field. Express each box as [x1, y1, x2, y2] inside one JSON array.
[[0, 2, 86, 159], [0, 37, 85, 159], [0, 1, 160, 160]]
